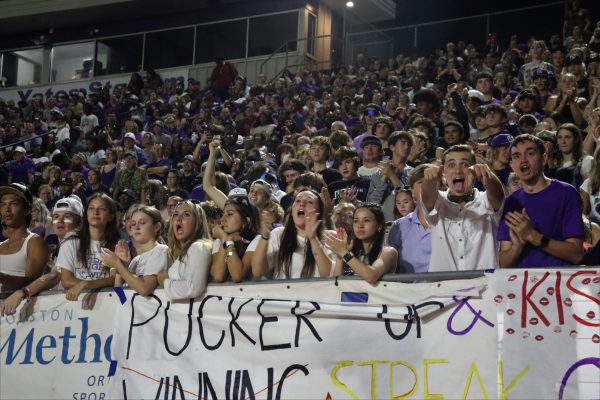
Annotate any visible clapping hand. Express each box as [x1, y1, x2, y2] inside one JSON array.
[[323, 228, 350, 257]]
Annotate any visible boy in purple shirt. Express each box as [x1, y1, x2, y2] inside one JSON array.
[[498, 134, 584, 267], [7, 147, 35, 185]]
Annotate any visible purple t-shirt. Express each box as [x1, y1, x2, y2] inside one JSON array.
[[497, 180, 583, 267], [8, 157, 35, 184], [388, 210, 431, 273]]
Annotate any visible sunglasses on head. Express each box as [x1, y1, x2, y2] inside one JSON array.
[[364, 108, 379, 117], [394, 185, 412, 193]]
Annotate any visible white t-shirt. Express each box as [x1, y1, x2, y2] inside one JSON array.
[[85, 149, 106, 169], [425, 189, 502, 272], [266, 227, 334, 279], [211, 235, 260, 254], [164, 240, 211, 301], [56, 238, 109, 281], [561, 155, 593, 178], [581, 178, 600, 224], [358, 165, 380, 177], [129, 244, 169, 277]]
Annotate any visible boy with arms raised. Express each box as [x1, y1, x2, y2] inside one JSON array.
[[421, 145, 505, 271]]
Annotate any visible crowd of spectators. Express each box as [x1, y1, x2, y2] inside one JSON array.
[[1, 1, 599, 309]]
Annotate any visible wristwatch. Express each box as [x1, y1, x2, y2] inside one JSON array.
[[223, 240, 235, 249], [343, 252, 354, 263], [539, 235, 550, 248]]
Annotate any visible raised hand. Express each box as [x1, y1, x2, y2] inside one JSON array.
[[505, 209, 534, 243], [304, 209, 322, 239], [260, 209, 275, 238], [114, 240, 131, 264], [211, 225, 228, 242], [101, 248, 125, 270], [339, 186, 358, 203], [467, 163, 493, 188], [323, 228, 348, 257]]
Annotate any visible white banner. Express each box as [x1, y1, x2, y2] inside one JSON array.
[[1, 269, 598, 400], [0, 68, 189, 103]]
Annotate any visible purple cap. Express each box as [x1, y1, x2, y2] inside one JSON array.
[[490, 133, 514, 148]]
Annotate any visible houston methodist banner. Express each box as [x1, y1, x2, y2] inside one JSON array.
[[1, 269, 599, 400]]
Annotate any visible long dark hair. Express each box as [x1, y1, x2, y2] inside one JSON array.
[[350, 203, 385, 265], [276, 189, 324, 278], [556, 123, 583, 164], [224, 196, 260, 257], [72, 193, 120, 267]]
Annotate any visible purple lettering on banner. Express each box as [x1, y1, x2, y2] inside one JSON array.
[[447, 296, 495, 335], [89, 81, 102, 92], [18, 90, 32, 102], [558, 357, 600, 400]]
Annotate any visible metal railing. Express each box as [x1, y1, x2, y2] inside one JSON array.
[[345, 1, 565, 63], [258, 34, 344, 84], [4, 266, 598, 299]]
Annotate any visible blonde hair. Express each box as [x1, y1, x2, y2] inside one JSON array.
[[167, 201, 211, 262], [133, 205, 164, 241], [30, 198, 51, 228]]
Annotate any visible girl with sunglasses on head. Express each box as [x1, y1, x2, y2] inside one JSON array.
[[157, 200, 212, 300], [101, 206, 168, 296], [252, 189, 335, 279], [210, 194, 261, 283], [58, 193, 121, 301], [324, 203, 397, 283]]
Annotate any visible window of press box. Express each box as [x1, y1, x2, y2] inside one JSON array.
[[1, 48, 44, 87], [248, 12, 299, 57], [95, 35, 143, 76], [50, 42, 95, 82], [195, 19, 247, 64], [144, 28, 194, 70]]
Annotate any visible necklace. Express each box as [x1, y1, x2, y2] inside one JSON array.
[[2, 233, 29, 249]]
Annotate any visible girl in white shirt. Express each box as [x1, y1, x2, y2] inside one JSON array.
[[157, 201, 212, 300], [58, 193, 120, 301], [101, 206, 168, 296], [252, 189, 334, 279]]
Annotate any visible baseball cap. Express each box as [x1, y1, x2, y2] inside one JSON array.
[[123, 132, 136, 141], [151, 120, 164, 128], [490, 133, 514, 148], [53, 196, 83, 216], [250, 179, 273, 197], [467, 90, 485, 103], [73, 152, 87, 162], [123, 150, 137, 159], [183, 154, 194, 162], [361, 135, 383, 148], [0, 183, 33, 206], [119, 188, 136, 199], [13, 146, 26, 153], [228, 188, 248, 198], [61, 178, 73, 187]]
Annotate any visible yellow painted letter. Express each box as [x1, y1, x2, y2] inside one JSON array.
[[424, 358, 448, 400]]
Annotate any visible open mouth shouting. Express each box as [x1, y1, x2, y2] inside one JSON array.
[[519, 163, 531, 177], [173, 221, 186, 238], [452, 177, 466, 193]]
